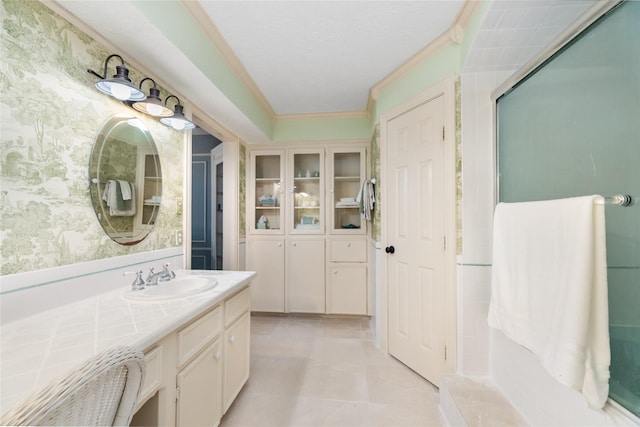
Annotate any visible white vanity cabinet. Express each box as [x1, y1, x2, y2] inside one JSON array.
[[222, 287, 251, 412], [132, 284, 251, 427], [176, 338, 223, 427]]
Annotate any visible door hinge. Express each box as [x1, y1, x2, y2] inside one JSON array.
[[444, 346, 447, 361], [442, 126, 445, 141], [176, 386, 180, 401], [443, 236, 446, 251]]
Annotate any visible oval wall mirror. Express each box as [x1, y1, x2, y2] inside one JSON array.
[[89, 114, 162, 245]]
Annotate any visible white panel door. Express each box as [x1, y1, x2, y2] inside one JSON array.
[[386, 95, 446, 385]]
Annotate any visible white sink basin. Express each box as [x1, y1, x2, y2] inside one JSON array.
[[123, 276, 218, 302]]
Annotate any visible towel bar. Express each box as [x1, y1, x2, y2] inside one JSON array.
[[600, 194, 633, 206]]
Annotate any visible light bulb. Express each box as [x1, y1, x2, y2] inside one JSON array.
[[146, 103, 163, 116], [110, 83, 133, 101], [171, 119, 186, 130]]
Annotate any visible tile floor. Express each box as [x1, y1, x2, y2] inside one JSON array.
[[219, 315, 444, 427]]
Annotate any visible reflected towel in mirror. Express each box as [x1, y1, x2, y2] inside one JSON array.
[[102, 180, 136, 216]]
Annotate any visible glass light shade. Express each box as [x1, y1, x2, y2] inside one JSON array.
[[160, 104, 195, 130], [132, 85, 173, 117], [132, 99, 173, 117], [96, 80, 145, 101]]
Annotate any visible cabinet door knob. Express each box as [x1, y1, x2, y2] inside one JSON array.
[[277, 243, 282, 247], [214, 351, 221, 360], [229, 335, 236, 343], [385, 245, 395, 254], [332, 270, 338, 275], [346, 242, 351, 247], [292, 242, 297, 247]]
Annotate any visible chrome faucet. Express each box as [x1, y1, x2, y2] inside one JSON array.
[[145, 263, 176, 286], [124, 270, 146, 291]]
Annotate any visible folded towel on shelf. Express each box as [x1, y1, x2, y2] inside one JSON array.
[[102, 180, 136, 216], [487, 195, 610, 409], [356, 179, 376, 221]]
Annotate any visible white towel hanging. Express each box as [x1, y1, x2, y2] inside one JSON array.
[[356, 179, 376, 221]]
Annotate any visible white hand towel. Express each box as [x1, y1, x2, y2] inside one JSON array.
[[101, 180, 136, 216], [118, 180, 132, 201], [487, 195, 610, 408], [357, 179, 376, 221]]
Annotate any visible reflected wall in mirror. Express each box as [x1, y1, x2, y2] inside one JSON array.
[[89, 114, 162, 245]]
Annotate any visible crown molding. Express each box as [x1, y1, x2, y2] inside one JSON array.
[[180, 0, 277, 120], [276, 110, 370, 121], [367, 0, 479, 113]]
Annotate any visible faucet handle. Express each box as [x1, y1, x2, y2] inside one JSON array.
[[124, 270, 145, 291], [145, 267, 158, 286], [162, 263, 176, 279]]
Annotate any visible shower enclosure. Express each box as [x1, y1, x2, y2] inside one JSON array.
[[495, 1, 639, 416]]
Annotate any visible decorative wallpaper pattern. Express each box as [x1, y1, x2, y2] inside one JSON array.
[[0, 0, 184, 275], [370, 124, 381, 242], [455, 76, 462, 255], [239, 143, 246, 238]]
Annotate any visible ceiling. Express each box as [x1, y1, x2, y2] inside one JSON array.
[[196, 1, 465, 115], [53, 0, 598, 142]]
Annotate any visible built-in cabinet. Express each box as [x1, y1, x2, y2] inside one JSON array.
[[132, 286, 250, 427], [247, 142, 369, 315]]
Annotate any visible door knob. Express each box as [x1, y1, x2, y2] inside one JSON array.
[[385, 246, 395, 254]]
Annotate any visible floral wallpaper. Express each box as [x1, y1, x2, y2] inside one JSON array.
[[0, 0, 184, 275], [370, 124, 381, 242], [455, 76, 462, 255], [239, 143, 246, 238]]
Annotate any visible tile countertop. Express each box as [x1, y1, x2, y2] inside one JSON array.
[[0, 270, 256, 415]]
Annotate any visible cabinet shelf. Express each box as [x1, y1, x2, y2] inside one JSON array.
[[256, 206, 280, 210], [255, 177, 281, 182], [335, 205, 359, 209], [294, 177, 320, 181], [295, 206, 320, 210], [334, 176, 360, 181]]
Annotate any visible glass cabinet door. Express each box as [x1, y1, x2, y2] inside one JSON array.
[[251, 151, 283, 233], [329, 148, 365, 234], [289, 149, 324, 233]]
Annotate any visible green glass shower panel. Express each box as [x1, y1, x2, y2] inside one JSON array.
[[497, 1, 640, 416]]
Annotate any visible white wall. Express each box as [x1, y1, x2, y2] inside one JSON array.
[[458, 70, 511, 376], [460, 70, 631, 425]]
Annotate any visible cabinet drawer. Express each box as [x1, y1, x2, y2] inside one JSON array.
[[178, 305, 223, 366], [136, 346, 163, 410], [329, 239, 366, 262], [225, 286, 250, 326]]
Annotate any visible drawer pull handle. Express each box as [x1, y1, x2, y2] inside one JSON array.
[[229, 335, 236, 343]]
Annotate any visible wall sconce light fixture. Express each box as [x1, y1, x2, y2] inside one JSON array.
[[87, 54, 146, 101], [132, 78, 174, 117], [160, 95, 196, 130]]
